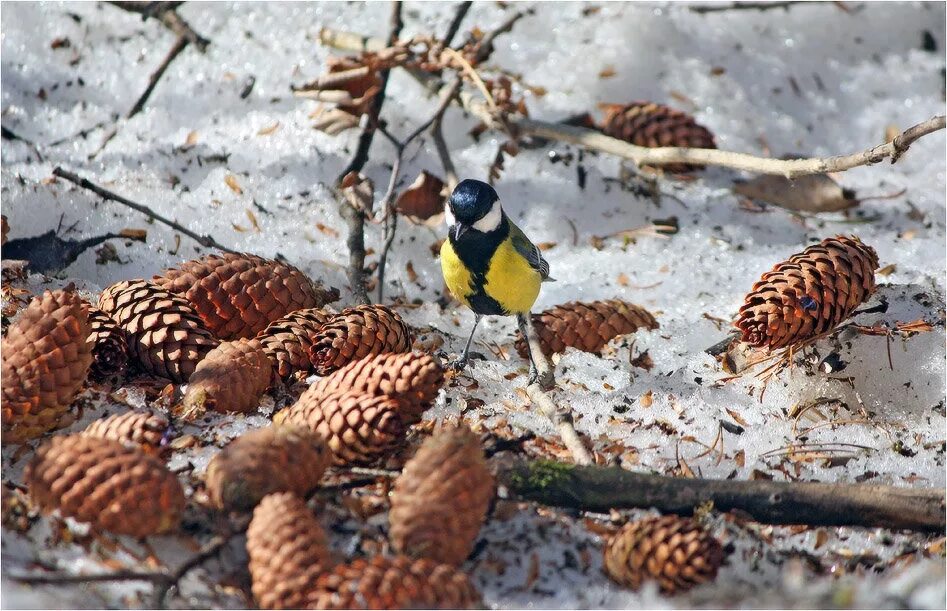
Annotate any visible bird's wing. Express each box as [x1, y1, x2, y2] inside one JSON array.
[[508, 220, 551, 280]]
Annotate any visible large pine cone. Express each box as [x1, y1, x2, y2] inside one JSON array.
[[516, 299, 659, 358], [599, 101, 717, 173], [205, 426, 330, 512], [308, 555, 481, 609], [154, 252, 339, 340], [603, 515, 724, 595], [98, 280, 218, 382], [735, 235, 879, 350], [247, 492, 333, 610], [83, 411, 171, 455], [309, 352, 443, 425], [309, 305, 412, 375], [24, 434, 185, 536], [256, 308, 331, 380], [276, 389, 405, 465], [389, 426, 494, 566], [2, 289, 93, 442], [86, 305, 128, 381], [182, 339, 271, 414]]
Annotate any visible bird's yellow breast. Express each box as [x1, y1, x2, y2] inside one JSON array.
[[440, 237, 541, 315]]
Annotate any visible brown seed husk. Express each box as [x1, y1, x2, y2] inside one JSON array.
[[389, 425, 494, 566], [309, 304, 412, 375], [205, 425, 330, 512], [86, 305, 129, 381], [247, 492, 333, 609], [309, 352, 444, 425], [307, 555, 482, 609], [82, 411, 171, 455], [182, 339, 272, 414], [1, 289, 93, 442], [98, 279, 219, 383], [735, 235, 879, 349], [256, 308, 332, 380], [24, 434, 185, 536], [154, 252, 339, 340], [603, 515, 725, 595]]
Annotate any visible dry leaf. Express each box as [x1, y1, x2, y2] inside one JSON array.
[[405, 261, 418, 283], [396, 171, 446, 224], [184, 130, 199, 147], [640, 390, 653, 408], [340, 171, 374, 217], [598, 66, 616, 78], [257, 122, 280, 136], [245, 208, 261, 232], [732, 173, 857, 213], [225, 174, 244, 195], [725, 408, 749, 428], [310, 106, 360, 135], [617, 272, 630, 287], [734, 449, 745, 467], [523, 553, 540, 589], [315, 222, 339, 238], [876, 263, 896, 276]]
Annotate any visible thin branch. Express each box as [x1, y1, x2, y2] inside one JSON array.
[[689, 1, 803, 13], [107, 2, 209, 52], [339, 186, 371, 305], [442, 1, 473, 47], [51, 167, 235, 253], [127, 35, 189, 118], [1, 125, 44, 161]]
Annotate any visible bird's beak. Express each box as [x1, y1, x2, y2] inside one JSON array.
[[452, 223, 469, 241]]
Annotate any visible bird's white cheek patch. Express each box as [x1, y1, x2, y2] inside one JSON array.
[[473, 200, 502, 232], [444, 205, 456, 228]]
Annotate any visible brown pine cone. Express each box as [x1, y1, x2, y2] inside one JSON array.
[[86, 305, 129, 381], [516, 299, 659, 358], [389, 426, 494, 566], [247, 492, 333, 610], [1, 289, 93, 442], [309, 352, 443, 425], [24, 434, 185, 537], [599, 101, 716, 173], [154, 252, 339, 340], [276, 389, 405, 465], [256, 308, 331, 380], [205, 426, 330, 512], [309, 304, 412, 375], [83, 411, 171, 455], [182, 339, 271, 414], [603, 515, 724, 595], [98, 279, 219, 382], [308, 555, 482, 610], [735, 235, 879, 350]]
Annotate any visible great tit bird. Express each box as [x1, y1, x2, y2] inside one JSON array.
[[440, 179, 552, 380]]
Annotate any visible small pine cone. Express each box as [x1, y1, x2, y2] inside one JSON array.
[[603, 515, 724, 595], [205, 425, 330, 512], [98, 280, 219, 383], [516, 299, 659, 358], [154, 252, 339, 340], [86, 305, 129, 381], [599, 101, 716, 173], [277, 389, 405, 465], [24, 434, 185, 537], [1, 289, 93, 442], [247, 492, 333, 610], [256, 308, 331, 380], [308, 555, 482, 610], [309, 352, 444, 425], [389, 426, 494, 566], [83, 411, 171, 455], [735, 235, 879, 350], [309, 305, 412, 375], [182, 339, 271, 414]]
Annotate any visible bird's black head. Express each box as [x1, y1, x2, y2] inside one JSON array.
[[446, 179, 501, 241]]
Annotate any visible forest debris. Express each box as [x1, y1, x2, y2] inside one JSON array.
[[732, 173, 858, 213]]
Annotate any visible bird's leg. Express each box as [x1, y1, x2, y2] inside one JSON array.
[[516, 313, 539, 385], [452, 314, 482, 371]]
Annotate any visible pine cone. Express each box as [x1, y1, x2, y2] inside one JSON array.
[[256, 308, 331, 380], [603, 515, 724, 595], [24, 434, 185, 537], [182, 339, 271, 414], [276, 389, 405, 465], [98, 280, 219, 382], [599, 101, 716, 173], [516, 299, 659, 358], [309, 352, 444, 425], [308, 555, 481, 610], [205, 426, 330, 512], [154, 252, 339, 340], [389, 426, 494, 566], [1, 289, 93, 442], [309, 305, 412, 375], [735, 235, 879, 350], [83, 411, 171, 455], [86, 305, 129, 381], [247, 492, 333, 610]]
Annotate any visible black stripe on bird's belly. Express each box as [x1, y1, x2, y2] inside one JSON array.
[[450, 219, 509, 316]]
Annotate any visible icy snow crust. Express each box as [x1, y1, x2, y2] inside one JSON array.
[[2, 1, 945, 608]]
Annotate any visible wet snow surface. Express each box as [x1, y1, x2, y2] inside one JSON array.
[[2, 1, 945, 608]]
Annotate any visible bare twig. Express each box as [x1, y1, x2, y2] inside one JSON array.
[[339, 178, 371, 305], [127, 35, 189, 118], [2, 125, 44, 161], [107, 2, 209, 51], [442, 1, 473, 47], [689, 1, 803, 13], [51, 167, 235, 253]]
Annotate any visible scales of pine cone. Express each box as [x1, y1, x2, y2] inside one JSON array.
[[82, 410, 171, 455], [256, 308, 332, 380], [85, 305, 129, 381], [308, 304, 413, 375], [182, 338, 272, 414]]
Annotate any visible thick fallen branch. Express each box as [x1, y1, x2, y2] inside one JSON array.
[[496, 458, 946, 532]]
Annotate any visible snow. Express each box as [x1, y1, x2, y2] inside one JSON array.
[[2, 1, 945, 609]]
